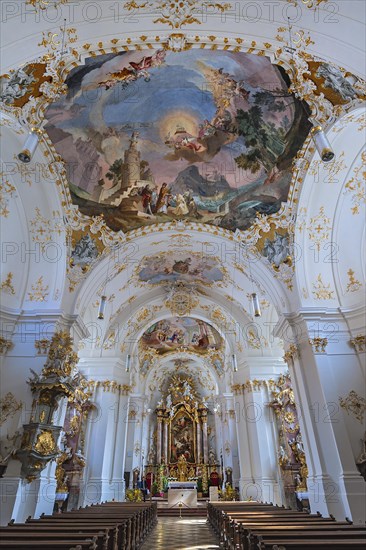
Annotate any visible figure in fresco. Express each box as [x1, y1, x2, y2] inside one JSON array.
[[71, 234, 99, 267], [140, 185, 154, 216], [263, 233, 290, 268], [316, 63, 357, 101], [0, 67, 36, 104], [98, 49, 166, 90], [172, 194, 189, 216], [155, 183, 171, 214]]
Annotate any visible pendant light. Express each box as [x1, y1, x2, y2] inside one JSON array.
[[251, 292, 261, 318], [97, 295, 107, 320], [125, 354, 131, 373], [18, 128, 42, 163], [310, 125, 335, 163]]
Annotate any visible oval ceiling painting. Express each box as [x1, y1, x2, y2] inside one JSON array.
[[140, 317, 223, 356], [45, 49, 311, 233]]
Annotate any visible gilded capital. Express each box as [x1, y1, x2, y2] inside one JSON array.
[[309, 337, 328, 353], [283, 344, 298, 363], [0, 336, 13, 355], [350, 335, 366, 353]]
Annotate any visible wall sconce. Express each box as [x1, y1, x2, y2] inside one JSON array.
[[310, 125, 335, 163], [251, 293, 261, 318], [125, 354, 131, 373], [232, 354, 238, 372], [18, 128, 42, 163], [97, 295, 107, 320]]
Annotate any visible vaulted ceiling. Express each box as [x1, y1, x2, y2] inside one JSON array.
[[1, 0, 365, 390]]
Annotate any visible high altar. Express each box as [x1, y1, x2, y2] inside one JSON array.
[[145, 375, 220, 496]]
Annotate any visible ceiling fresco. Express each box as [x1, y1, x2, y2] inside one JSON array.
[[44, 48, 311, 233], [140, 317, 223, 356], [136, 252, 226, 285]]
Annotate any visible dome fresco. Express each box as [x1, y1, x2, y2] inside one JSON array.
[[44, 48, 311, 233]]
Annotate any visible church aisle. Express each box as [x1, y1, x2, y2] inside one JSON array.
[[140, 517, 220, 550]]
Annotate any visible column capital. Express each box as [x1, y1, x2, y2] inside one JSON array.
[[349, 335, 366, 353], [283, 344, 299, 364], [308, 337, 328, 354]]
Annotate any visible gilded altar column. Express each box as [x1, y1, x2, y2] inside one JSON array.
[[201, 409, 208, 463], [156, 410, 163, 464], [163, 417, 169, 463]]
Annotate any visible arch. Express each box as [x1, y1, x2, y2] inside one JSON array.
[[295, 105, 366, 309]]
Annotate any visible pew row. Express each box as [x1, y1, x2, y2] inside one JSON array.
[[1, 501, 157, 550], [207, 501, 366, 550]]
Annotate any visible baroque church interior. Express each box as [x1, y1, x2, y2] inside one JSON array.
[[0, 1, 365, 548]]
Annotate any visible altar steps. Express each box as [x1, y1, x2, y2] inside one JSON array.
[[157, 507, 208, 517], [156, 500, 208, 517]]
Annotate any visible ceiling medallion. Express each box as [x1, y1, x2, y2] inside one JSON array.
[[165, 282, 199, 316]]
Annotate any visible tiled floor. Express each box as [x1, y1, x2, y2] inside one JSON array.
[[140, 517, 220, 550]]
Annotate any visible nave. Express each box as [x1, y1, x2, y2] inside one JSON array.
[[1, 0, 365, 544], [140, 517, 219, 550]]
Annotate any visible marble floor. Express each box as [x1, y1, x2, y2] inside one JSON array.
[[140, 517, 220, 550]]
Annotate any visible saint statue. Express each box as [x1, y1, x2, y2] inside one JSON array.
[[177, 455, 188, 481]]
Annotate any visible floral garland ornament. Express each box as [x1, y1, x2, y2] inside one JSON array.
[[339, 390, 366, 423]]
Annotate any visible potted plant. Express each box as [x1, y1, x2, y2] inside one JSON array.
[[151, 482, 159, 497], [197, 477, 203, 498]]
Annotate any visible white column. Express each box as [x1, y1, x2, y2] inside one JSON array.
[[223, 394, 240, 487], [234, 388, 255, 500], [156, 414, 163, 464], [78, 357, 131, 505], [233, 357, 285, 503], [130, 396, 144, 482], [196, 420, 202, 463], [276, 313, 366, 523], [245, 383, 281, 505], [82, 386, 120, 503], [110, 391, 130, 501], [202, 414, 208, 463], [163, 418, 169, 463]]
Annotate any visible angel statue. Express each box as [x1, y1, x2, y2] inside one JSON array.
[[183, 381, 191, 398]]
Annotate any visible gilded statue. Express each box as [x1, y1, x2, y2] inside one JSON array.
[[177, 455, 188, 481]]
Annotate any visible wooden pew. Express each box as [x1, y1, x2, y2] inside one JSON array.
[[0, 540, 97, 549], [1, 501, 157, 550], [207, 501, 366, 550], [262, 540, 366, 549], [0, 527, 107, 550], [244, 525, 366, 550]]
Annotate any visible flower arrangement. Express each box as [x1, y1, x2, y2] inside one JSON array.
[[125, 489, 143, 502], [219, 484, 237, 501]]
